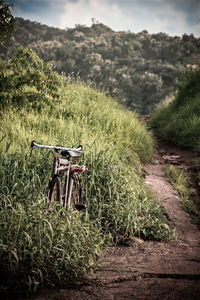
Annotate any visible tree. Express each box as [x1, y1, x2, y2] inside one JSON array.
[[2, 17, 200, 114], [0, 0, 15, 45]]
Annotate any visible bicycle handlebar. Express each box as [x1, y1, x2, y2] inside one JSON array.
[[31, 140, 82, 152]]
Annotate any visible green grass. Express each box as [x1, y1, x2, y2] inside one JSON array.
[[0, 196, 104, 288], [0, 47, 171, 290], [165, 164, 198, 215], [149, 68, 200, 154]]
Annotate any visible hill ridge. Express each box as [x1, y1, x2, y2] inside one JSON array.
[[1, 17, 200, 114]]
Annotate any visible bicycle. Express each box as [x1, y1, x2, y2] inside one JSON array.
[[31, 141, 87, 211]]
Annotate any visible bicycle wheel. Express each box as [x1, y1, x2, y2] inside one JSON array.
[[68, 174, 85, 210], [48, 175, 62, 204]]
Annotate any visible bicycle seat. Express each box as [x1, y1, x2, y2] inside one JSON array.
[[61, 150, 82, 158]]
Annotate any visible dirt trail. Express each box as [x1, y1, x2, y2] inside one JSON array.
[[12, 140, 200, 300]]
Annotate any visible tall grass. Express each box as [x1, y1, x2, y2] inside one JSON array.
[[0, 47, 171, 289], [149, 68, 200, 153], [0, 195, 104, 288], [165, 164, 198, 216]]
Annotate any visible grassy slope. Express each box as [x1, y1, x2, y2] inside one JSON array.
[[0, 48, 171, 288], [149, 68, 200, 153]]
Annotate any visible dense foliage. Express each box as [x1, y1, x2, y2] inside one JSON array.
[[1, 18, 200, 113], [0, 46, 61, 109], [0, 0, 15, 45], [149, 68, 200, 153], [0, 47, 171, 289]]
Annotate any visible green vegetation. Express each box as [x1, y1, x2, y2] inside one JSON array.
[[165, 165, 198, 216], [149, 68, 200, 153], [1, 18, 200, 113], [0, 47, 171, 289], [0, 0, 15, 45]]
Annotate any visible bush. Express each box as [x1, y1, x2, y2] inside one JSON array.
[[0, 46, 62, 109]]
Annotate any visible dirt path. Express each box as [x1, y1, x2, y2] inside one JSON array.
[[25, 140, 200, 300]]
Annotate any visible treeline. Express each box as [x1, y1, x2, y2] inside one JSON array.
[[2, 17, 200, 113]]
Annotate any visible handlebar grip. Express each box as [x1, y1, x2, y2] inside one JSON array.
[[30, 141, 82, 152]]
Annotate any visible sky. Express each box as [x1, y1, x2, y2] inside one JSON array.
[[5, 0, 200, 37]]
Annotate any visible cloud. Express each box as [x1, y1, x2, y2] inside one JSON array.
[[129, 2, 189, 35], [115, 0, 200, 36], [59, 0, 133, 30], [7, 0, 61, 27], [6, 0, 200, 36], [150, 1, 200, 36], [58, 0, 200, 36]]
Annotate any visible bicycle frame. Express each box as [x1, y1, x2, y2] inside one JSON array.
[[31, 141, 87, 209], [50, 151, 70, 207]]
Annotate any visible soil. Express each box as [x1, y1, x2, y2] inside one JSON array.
[[4, 137, 200, 300]]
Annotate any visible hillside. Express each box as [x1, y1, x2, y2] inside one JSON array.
[[149, 68, 200, 154], [0, 47, 172, 289], [1, 17, 200, 114]]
